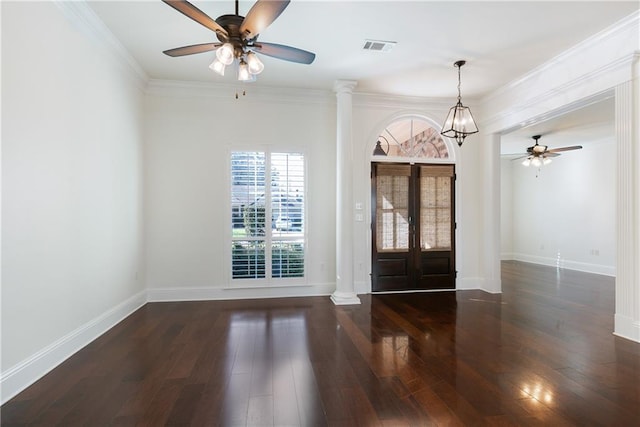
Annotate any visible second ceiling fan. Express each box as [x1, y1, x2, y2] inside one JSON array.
[[514, 135, 583, 167], [162, 0, 315, 81]]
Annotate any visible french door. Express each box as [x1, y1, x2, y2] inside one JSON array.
[[371, 163, 456, 292]]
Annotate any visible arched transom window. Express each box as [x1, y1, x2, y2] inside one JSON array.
[[372, 118, 449, 159]]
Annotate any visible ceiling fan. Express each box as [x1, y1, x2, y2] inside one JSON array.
[[162, 0, 315, 82], [514, 135, 583, 167]]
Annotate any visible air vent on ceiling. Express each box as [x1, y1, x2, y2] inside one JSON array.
[[362, 39, 396, 52]]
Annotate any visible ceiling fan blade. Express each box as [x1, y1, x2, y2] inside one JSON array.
[[510, 155, 530, 161], [163, 43, 221, 57], [240, 0, 290, 40], [545, 152, 561, 158], [253, 42, 315, 64], [547, 145, 583, 153], [163, 0, 228, 38]]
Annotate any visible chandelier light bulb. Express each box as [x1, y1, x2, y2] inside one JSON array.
[[531, 157, 542, 167], [522, 158, 531, 167], [246, 52, 264, 75], [209, 58, 226, 76], [216, 43, 235, 65], [543, 157, 552, 165], [237, 59, 252, 81]]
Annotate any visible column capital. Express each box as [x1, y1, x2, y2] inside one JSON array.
[[333, 80, 358, 95]]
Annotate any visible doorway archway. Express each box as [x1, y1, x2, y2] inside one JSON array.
[[369, 116, 459, 292]]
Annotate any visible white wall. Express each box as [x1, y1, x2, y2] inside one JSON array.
[[1, 1, 145, 401], [503, 132, 616, 275], [143, 84, 339, 299], [143, 88, 486, 299]]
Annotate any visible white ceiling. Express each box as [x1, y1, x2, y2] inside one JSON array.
[[88, 1, 639, 98]]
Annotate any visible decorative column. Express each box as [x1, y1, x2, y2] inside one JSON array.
[[614, 77, 640, 342], [331, 80, 360, 305], [483, 133, 502, 293]]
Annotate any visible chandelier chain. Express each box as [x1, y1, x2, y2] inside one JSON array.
[[457, 64, 462, 103]]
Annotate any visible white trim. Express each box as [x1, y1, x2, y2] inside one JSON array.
[[485, 10, 639, 104], [0, 290, 147, 405], [353, 92, 459, 109], [354, 280, 369, 295], [480, 10, 640, 135], [457, 277, 486, 291], [147, 284, 335, 302], [614, 314, 640, 342], [501, 252, 515, 261], [145, 79, 332, 105], [482, 56, 637, 134], [330, 291, 361, 305], [512, 253, 616, 277], [53, 0, 148, 90], [371, 289, 456, 295]]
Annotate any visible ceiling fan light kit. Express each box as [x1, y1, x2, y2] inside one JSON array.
[[441, 60, 479, 147], [516, 135, 582, 170], [162, 0, 315, 86]]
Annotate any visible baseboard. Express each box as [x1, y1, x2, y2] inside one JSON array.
[[0, 290, 147, 405], [457, 277, 485, 290], [354, 280, 369, 295], [512, 253, 616, 277], [614, 314, 640, 343], [147, 283, 336, 302]]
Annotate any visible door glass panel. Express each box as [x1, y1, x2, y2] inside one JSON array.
[[376, 175, 409, 252], [373, 119, 449, 159], [420, 174, 451, 250]]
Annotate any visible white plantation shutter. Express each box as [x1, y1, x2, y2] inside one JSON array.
[[231, 151, 304, 280]]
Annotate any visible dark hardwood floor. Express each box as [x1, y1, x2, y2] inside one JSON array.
[[2, 261, 639, 426]]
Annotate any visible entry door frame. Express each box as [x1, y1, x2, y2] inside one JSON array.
[[370, 162, 457, 292]]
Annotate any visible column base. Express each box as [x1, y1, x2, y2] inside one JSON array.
[[330, 291, 361, 305]]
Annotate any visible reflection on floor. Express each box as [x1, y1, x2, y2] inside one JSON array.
[[2, 261, 639, 425]]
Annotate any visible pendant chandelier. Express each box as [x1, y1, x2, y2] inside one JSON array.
[[440, 60, 479, 147]]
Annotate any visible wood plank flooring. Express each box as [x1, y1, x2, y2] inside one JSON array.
[[2, 261, 639, 426]]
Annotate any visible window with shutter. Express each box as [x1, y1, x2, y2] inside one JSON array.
[[231, 151, 305, 281]]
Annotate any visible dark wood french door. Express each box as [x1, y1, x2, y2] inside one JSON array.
[[371, 163, 456, 292]]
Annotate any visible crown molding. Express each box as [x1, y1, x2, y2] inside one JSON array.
[[484, 10, 639, 105], [480, 53, 637, 133], [352, 91, 461, 110], [145, 79, 469, 110], [53, 0, 148, 90], [145, 79, 333, 105]]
